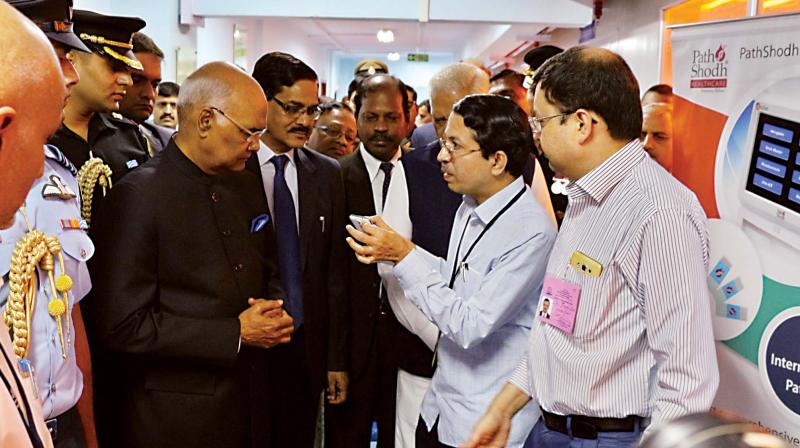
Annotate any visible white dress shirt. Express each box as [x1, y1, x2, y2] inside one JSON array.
[[256, 141, 299, 232], [510, 140, 719, 433], [359, 145, 440, 350]]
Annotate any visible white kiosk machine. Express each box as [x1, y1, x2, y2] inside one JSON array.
[[739, 101, 800, 250]]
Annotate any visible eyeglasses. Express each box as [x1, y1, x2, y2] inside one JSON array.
[[315, 125, 357, 143], [529, 112, 572, 134], [209, 106, 265, 144], [439, 138, 481, 160], [271, 96, 322, 119]]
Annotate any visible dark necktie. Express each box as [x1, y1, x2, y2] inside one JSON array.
[[271, 154, 303, 328], [377, 161, 394, 315], [379, 161, 394, 209]]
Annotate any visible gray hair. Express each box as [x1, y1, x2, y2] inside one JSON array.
[[429, 63, 490, 99]]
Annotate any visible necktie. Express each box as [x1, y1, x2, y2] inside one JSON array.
[[271, 154, 303, 328], [379, 161, 394, 210]]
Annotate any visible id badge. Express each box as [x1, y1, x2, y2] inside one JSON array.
[[537, 275, 581, 334]]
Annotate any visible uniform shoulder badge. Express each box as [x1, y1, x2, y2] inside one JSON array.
[[42, 175, 77, 200], [45, 144, 78, 176]]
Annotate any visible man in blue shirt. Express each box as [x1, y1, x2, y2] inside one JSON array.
[[346, 94, 556, 447]]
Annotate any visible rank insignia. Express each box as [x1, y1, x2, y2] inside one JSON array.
[[42, 175, 77, 200]]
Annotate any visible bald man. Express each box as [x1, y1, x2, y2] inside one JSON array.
[[641, 102, 674, 172], [86, 62, 292, 448], [0, 3, 67, 447]]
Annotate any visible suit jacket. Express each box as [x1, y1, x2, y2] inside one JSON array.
[[140, 121, 176, 154], [87, 140, 283, 448], [339, 150, 405, 378], [246, 146, 349, 388], [410, 122, 437, 150]]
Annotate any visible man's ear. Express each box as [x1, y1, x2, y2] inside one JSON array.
[[0, 106, 18, 148], [491, 150, 509, 177], [574, 108, 595, 145], [197, 108, 214, 139], [0, 106, 17, 133]]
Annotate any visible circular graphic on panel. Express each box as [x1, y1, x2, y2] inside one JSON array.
[[758, 307, 800, 425]]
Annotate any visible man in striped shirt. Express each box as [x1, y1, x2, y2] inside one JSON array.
[[465, 46, 719, 447]]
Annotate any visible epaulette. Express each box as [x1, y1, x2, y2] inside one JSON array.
[[44, 144, 78, 177], [109, 112, 138, 126]]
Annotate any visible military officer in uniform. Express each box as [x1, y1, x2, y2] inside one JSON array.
[[48, 9, 149, 225], [1, 146, 95, 448], [4, 2, 99, 447]]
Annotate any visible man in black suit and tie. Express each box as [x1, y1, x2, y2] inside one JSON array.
[[331, 73, 424, 447], [87, 62, 294, 448], [248, 52, 349, 448]]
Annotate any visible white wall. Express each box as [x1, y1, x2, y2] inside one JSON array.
[[519, 0, 676, 92]]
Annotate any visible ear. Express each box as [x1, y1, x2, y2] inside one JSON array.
[[574, 108, 595, 145], [490, 150, 509, 177], [197, 108, 214, 139], [0, 106, 18, 140]]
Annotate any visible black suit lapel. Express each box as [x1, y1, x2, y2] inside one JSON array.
[[347, 150, 377, 216], [295, 148, 319, 274]]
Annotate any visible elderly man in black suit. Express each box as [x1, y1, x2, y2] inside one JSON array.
[[248, 52, 349, 448], [87, 62, 293, 448]]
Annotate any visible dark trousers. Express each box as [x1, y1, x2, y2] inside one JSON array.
[[326, 327, 396, 447], [49, 405, 87, 448], [415, 417, 455, 448], [267, 327, 321, 448]]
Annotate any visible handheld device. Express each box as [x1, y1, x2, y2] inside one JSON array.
[[349, 214, 372, 232]]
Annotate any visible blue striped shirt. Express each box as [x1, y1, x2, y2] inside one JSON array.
[[510, 140, 719, 431]]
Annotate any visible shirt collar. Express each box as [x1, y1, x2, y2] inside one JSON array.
[[466, 177, 527, 225], [257, 140, 295, 167], [566, 139, 646, 204], [359, 143, 401, 182]]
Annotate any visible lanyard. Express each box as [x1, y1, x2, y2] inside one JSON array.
[[0, 348, 45, 448], [447, 187, 526, 288]]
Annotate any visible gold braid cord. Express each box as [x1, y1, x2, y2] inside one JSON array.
[[3, 230, 49, 359], [3, 230, 72, 360], [77, 155, 113, 224]]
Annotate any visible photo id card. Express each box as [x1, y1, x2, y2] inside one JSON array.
[[537, 275, 581, 334]]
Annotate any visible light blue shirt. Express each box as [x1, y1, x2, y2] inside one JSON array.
[[0, 145, 94, 419], [393, 177, 556, 447]]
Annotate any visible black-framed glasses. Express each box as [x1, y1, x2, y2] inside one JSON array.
[[529, 112, 572, 134], [314, 125, 357, 143], [270, 96, 322, 119], [439, 138, 482, 160], [209, 106, 265, 144]]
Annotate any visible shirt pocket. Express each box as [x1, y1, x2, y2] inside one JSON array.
[[562, 260, 613, 341]]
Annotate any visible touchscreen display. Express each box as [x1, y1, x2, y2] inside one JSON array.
[[745, 112, 800, 214]]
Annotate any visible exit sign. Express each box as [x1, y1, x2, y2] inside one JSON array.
[[407, 53, 429, 62]]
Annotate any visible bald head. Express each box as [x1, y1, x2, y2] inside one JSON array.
[[0, 2, 66, 228], [429, 63, 490, 139], [177, 61, 266, 131], [174, 62, 267, 176]]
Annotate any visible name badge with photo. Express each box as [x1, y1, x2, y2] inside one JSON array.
[[537, 275, 581, 334]]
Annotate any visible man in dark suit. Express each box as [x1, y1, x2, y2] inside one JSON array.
[[118, 32, 175, 153], [87, 62, 294, 448], [329, 74, 414, 448], [248, 52, 349, 448]]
